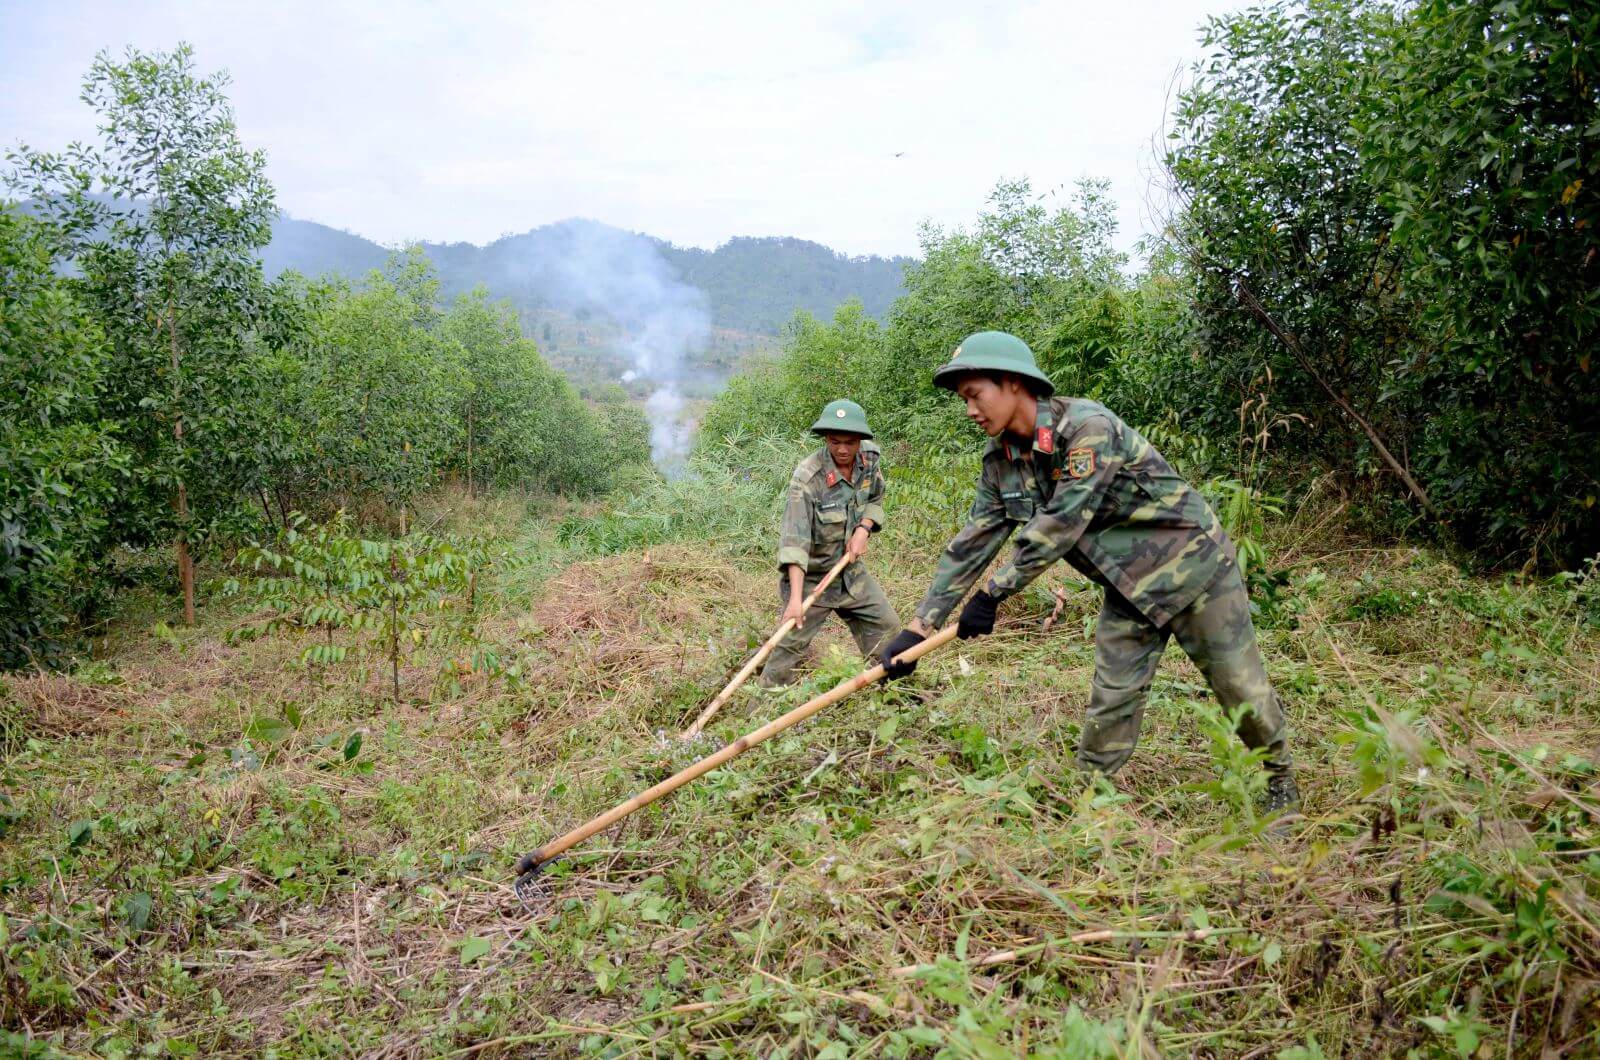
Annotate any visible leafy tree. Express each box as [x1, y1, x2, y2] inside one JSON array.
[[872, 179, 1128, 442], [1362, 0, 1599, 562], [0, 209, 129, 666], [440, 287, 621, 494], [1164, 0, 1426, 510], [281, 253, 466, 521], [699, 179, 1135, 453], [260, 256, 644, 517], [225, 511, 477, 705], [1167, 0, 1598, 566], [8, 43, 277, 622]]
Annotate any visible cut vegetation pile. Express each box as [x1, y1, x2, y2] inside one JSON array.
[[2, 484, 1598, 1058]]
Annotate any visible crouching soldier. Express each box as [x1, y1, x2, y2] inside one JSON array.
[[877, 332, 1300, 819], [760, 400, 902, 687]]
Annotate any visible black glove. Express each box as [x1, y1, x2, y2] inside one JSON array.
[[957, 590, 999, 639], [878, 628, 925, 681]]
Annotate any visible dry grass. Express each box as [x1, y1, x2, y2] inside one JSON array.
[[2, 491, 1598, 1057], [1, 671, 133, 739]]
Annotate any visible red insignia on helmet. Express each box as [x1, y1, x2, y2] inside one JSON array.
[[1036, 427, 1054, 454]]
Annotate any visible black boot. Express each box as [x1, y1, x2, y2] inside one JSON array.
[[1263, 770, 1302, 829]]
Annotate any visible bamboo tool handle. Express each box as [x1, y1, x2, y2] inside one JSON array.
[[683, 552, 855, 739], [519, 625, 958, 873]]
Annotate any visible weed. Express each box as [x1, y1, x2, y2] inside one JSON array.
[[1, 475, 1597, 1055]]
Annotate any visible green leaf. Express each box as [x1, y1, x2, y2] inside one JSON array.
[[244, 716, 291, 743], [342, 731, 363, 761], [123, 891, 153, 932], [458, 936, 492, 965], [67, 820, 94, 848]]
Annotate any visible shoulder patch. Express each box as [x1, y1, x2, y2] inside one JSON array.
[[798, 449, 832, 482], [1067, 447, 1096, 479]]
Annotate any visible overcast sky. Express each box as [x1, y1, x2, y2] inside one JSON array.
[[1, 0, 1245, 258]]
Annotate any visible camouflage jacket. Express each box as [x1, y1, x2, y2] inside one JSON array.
[[915, 398, 1236, 628], [778, 442, 887, 577]]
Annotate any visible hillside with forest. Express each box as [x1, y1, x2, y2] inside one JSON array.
[[262, 214, 908, 393], [2, 1, 1598, 1056], [264, 216, 909, 337]]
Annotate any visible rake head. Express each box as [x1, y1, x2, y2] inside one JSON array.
[[513, 851, 560, 911]]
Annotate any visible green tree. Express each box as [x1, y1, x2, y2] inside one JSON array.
[[1165, 0, 1425, 510], [1167, 0, 1599, 566], [699, 179, 1134, 453], [284, 253, 466, 521], [1362, 0, 1599, 562], [8, 42, 277, 622], [440, 285, 646, 494], [0, 208, 129, 666]]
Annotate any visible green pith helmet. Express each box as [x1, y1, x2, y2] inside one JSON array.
[[810, 399, 873, 438], [932, 331, 1055, 397]]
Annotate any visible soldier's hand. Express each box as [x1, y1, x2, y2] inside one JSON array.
[[957, 590, 999, 640], [878, 628, 925, 681], [782, 597, 807, 628], [846, 525, 870, 560]]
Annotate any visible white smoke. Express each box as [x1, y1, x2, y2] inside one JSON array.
[[491, 219, 708, 472], [645, 388, 687, 476]]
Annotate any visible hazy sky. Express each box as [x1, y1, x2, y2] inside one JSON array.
[[1, 0, 1245, 258]]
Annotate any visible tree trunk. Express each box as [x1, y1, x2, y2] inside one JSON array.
[[389, 552, 401, 706], [169, 298, 195, 625], [176, 483, 194, 625], [1232, 278, 1442, 521]]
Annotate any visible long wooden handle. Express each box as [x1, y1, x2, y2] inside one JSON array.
[[682, 552, 855, 739], [520, 625, 957, 872]]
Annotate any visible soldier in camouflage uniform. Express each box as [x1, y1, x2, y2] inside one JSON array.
[[759, 400, 902, 687], [878, 332, 1300, 817]]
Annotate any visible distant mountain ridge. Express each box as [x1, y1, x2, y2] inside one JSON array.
[[262, 214, 912, 337]]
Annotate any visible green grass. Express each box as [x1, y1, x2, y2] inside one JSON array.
[[1, 475, 1597, 1057]]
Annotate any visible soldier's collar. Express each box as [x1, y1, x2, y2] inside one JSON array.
[[817, 447, 861, 487], [998, 399, 1056, 462], [1032, 399, 1056, 453]]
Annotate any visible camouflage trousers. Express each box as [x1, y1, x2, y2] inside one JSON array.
[[1079, 563, 1292, 776], [758, 567, 900, 687]]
